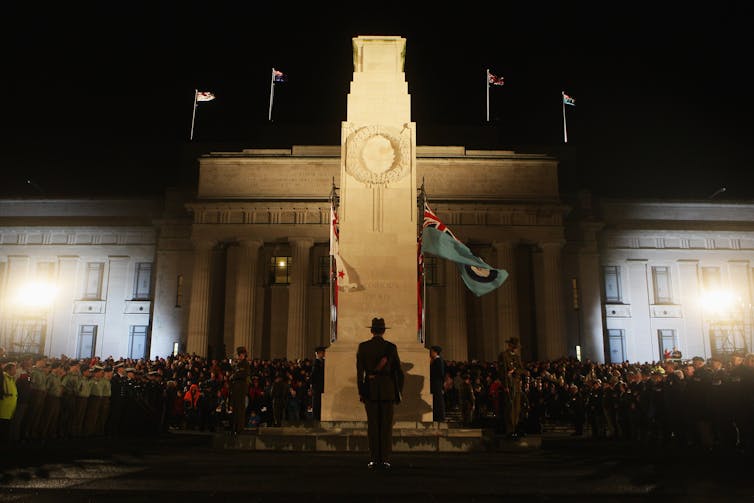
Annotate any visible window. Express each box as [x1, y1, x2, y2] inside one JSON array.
[[657, 329, 677, 359], [603, 266, 622, 303], [423, 256, 439, 286], [77, 325, 97, 359], [175, 274, 184, 307], [317, 255, 331, 285], [84, 262, 104, 300], [652, 266, 673, 304], [702, 267, 721, 291], [607, 329, 626, 363], [133, 262, 153, 300], [269, 256, 292, 285], [129, 325, 148, 359]]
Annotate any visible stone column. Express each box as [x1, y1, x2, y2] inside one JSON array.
[[286, 238, 313, 360], [493, 241, 519, 359], [541, 241, 567, 359], [445, 259, 468, 361], [186, 240, 214, 357], [233, 239, 262, 358]]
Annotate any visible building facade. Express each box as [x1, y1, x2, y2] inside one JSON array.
[[1, 149, 752, 364]]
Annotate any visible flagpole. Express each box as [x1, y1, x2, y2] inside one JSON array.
[[562, 91, 568, 143], [268, 68, 275, 122], [486, 69, 490, 123], [329, 179, 338, 343], [190, 89, 198, 140]]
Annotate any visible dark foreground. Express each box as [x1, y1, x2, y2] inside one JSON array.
[[1, 432, 752, 503]]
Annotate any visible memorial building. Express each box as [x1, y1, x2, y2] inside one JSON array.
[[1, 37, 752, 377]]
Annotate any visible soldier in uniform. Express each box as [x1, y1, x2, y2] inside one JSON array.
[[95, 366, 113, 436], [40, 361, 64, 439], [356, 317, 404, 470], [311, 346, 326, 421], [107, 363, 127, 436], [72, 366, 92, 438], [83, 365, 105, 437], [26, 357, 49, 440], [60, 361, 82, 439], [429, 345, 446, 422], [229, 346, 250, 436], [498, 337, 524, 439]]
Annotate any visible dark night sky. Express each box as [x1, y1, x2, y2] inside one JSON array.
[[2, 2, 752, 200]]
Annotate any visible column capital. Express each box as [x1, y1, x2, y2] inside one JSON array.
[[288, 237, 315, 248], [539, 240, 566, 251], [192, 239, 216, 251], [492, 240, 518, 250], [237, 238, 263, 249]]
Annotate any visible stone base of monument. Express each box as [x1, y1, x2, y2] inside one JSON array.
[[212, 421, 542, 452]]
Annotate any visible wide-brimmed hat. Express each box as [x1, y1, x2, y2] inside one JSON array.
[[368, 317, 389, 334], [505, 337, 520, 347]]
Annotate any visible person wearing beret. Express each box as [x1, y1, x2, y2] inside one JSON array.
[[356, 317, 404, 470], [229, 346, 250, 436], [429, 345, 445, 422]]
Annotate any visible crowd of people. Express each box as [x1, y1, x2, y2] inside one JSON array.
[[1, 345, 753, 455]]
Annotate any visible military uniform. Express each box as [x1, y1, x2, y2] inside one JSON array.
[[73, 370, 93, 437], [498, 338, 524, 437], [229, 347, 250, 434], [40, 366, 63, 439], [60, 365, 82, 438], [429, 346, 446, 422], [311, 347, 326, 421], [356, 318, 404, 468], [26, 361, 48, 439]]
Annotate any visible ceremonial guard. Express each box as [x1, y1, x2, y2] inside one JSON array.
[[107, 363, 127, 435], [498, 337, 524, 439], [95, 367, 113, 436], [72, 366, 92, 438], [40, 361, 64, 439], [60, 361, 82, 438], [356, 317, 404, 470], [229, 346, 250, 436], [311, 346, 326, 421], [429, 345, 446, 422], [26, 357, 49, 440]]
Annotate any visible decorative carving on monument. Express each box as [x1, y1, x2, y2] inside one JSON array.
[[345, 125, 411, 186]]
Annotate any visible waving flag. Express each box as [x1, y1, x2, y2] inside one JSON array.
[[562, 92, 575, 106], [273, 68, 286, 82], [421, 202, 508, 297], [196, 91, 215, 102], [330, 204, 357, 291], [488, 73, 505, 86]]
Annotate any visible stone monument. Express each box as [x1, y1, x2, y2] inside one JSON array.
[[321, 36, 432, 421]]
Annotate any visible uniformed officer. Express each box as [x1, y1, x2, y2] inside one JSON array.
[[311, 346, 326, 421], [60, 361, 82, 438], [429, 345, 446, 422], [498, 337, 524, 439], [40, 361, 64, 439], [26, 357, 49, 440], [95, 366, 112, 436], [356, 317, 404, 470], [229, 346, 250, 436], [72, 366, 93, 438], [83, 365, 105, 437]]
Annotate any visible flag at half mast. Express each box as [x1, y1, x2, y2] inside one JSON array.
[[421, 202, 508, 297]]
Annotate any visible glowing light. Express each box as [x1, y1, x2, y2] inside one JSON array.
[[278, 259, 287, 268], [699, 289, 739, 316], [14, 281, 58, 309]]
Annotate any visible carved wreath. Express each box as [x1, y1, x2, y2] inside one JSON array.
[[345, 125, 411, 186]]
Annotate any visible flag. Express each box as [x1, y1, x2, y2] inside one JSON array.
[[562, 92, 575, 106], [330, 204, 357, 291], [488, 72, 505, 86], [273, 68, 286, 82], [196, 91, 215, 102], [421, 202, 508, 297]]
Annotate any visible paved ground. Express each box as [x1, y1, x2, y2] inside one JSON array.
[[1, 431, 752, 502]]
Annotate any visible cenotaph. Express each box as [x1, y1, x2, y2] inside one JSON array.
[[321, 36, 432, 421]]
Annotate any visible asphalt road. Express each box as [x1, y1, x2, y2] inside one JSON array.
[[1, 432, 752, 503]]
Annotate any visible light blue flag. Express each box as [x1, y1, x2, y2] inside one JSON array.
[[421, 226, 508, 297]]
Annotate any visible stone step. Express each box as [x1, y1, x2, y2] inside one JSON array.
[[212, 424, 542, 452]]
